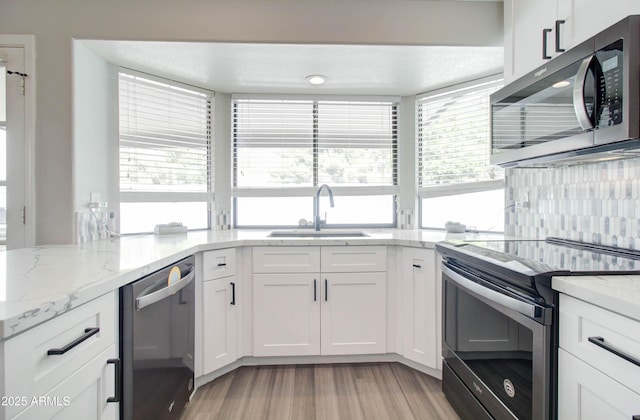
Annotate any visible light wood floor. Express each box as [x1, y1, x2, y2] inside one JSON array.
[[181, 363, 460, 420]]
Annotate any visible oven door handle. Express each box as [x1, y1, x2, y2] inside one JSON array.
[[442, 264, 540, 320], [136, 270, 195, 310]]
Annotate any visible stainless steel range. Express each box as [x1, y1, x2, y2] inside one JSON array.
[[436, 238, 640, 420]]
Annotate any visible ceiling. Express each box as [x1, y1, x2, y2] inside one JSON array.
[[82, 40, 504, 96]]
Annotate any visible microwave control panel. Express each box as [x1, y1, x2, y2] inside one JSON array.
[[596, 39, 624, 128]]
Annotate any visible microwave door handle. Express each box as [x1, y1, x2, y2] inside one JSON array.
[[442, 264, 539, 320], [573, 55, 595, 130], [135, 270, 195, 310]]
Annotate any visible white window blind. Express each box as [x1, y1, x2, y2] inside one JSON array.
[[232, 96, 398, 227], [417, 77, 503, 191], [118, 70, 213, 234], [233, 99, 314, 188], [119, 71, 212, 195], [317, 101, 397, 186], [233, 98, 397, 189]]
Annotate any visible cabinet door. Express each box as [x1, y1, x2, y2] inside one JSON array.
[[512, 0, 559, 78], [253, 273, 320, 356], [321, 272, 386, 355], [13, 346, 119, 420], [567, 0, 640, 48], [558, 348, 640, 420], [401, 248, 438, 369], [202, 277, 238, 375]]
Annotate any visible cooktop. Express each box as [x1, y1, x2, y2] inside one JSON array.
[[437, 237, 640, 278]]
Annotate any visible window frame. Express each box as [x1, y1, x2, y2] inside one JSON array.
[[416, 75, 505, 232], [232, 94, 399, 229], [118, 68, 214, 234]]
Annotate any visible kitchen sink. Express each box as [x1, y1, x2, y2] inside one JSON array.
[[267, 229, 370, 238]]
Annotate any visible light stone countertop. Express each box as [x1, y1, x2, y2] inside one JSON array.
[[552, 275, 640, 322], [0, 228, 497, 341], [6, 228, 637, 341]]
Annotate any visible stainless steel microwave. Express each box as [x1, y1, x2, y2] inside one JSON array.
[[491, 15, 640, 167]]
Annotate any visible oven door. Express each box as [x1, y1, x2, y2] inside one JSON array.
[[442, 262, 552, 420]]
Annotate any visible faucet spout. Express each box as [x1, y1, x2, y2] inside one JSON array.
[[314, 184, 335, 231]]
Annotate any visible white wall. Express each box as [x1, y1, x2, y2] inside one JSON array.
[[72, 41, 118, 226], [0, 0, 503, 244]]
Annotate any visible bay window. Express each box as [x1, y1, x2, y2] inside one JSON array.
[[118, 70, 213, 234], [233, 96, 398, 227], [417, 76, 505, 232]]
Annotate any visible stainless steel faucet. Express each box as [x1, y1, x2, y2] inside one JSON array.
[[314, 184, 335, 231]]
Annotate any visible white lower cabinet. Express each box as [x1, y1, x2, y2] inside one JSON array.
[[0, 292, 118, 420], [14, 346, 119, 420], [253, 273, 320, 356], [252, 246, 387, 357], [558, 348, 640, 420], [321, 272, 386, 355], [201, 248, 239, 375], [558, 293, 640, 419], [401, 248, 438, 369], [202, 276, 238, 374]]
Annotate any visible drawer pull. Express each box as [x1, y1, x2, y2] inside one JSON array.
[[107, 358, 121, 403], [217, 263, 227, 267], [588, 336, 640, 368], [47, 327, 100, 355], [412, 264, 421, 268]]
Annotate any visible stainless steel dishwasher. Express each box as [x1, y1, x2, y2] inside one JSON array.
[[120, 255, 195, 420]]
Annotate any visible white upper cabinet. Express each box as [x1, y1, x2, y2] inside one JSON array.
[[505, 0, 640, 83], [506, 0, 561, 82]]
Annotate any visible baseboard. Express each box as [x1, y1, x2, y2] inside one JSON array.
[[195, 353, 443, 391]]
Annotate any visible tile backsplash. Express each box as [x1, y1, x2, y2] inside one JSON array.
[[505, 157, 640, 249]]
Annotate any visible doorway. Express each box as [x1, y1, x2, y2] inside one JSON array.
[[0, 46, 28, 250]]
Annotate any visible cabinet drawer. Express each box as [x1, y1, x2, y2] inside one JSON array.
[[321, 246, 387, 272], [3, 292, 116, 417], [203, 248, 236, 280], [559, 294, 640, 393], [12, 345, 119, 420], [253, 246, 320, 273], [558, 348, 640, 420]]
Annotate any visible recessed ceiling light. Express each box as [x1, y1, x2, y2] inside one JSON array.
[[306, 75, 328, 85], [552, 80, 571, 88]]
